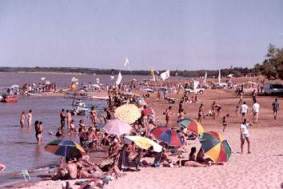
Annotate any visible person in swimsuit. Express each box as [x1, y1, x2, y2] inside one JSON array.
[[20, 111, 26, 128], [60, 109, 66, 130], [35, 121, 43, 144], [163, 106, 172, 127], [27, 109, 32, 127]]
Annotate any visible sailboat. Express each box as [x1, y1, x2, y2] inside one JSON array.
[[217, 69, 227, 88]]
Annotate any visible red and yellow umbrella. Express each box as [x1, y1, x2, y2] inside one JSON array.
[[199, 131, 231, 163], [177, 118, 204, 135]]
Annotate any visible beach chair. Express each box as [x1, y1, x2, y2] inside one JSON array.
[[21, 169, 31, 181]]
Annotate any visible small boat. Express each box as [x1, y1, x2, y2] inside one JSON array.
[[2, 95, 18, 103]]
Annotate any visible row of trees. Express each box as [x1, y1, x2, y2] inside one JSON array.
[[0, 44, 282, 79], [254, 44, 283, 79], [0, 66, 254, 78]]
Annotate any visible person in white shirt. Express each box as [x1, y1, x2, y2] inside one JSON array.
[[240, 101, 248, 121], [240, 119, 251, 154], [252, 100, 260, 123]]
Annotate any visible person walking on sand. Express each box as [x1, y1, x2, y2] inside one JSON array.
[[27, 109, 32, 127], [272, 98, 280, 120], [60, 109, 66, 130], [252, 100, 260, 123], [20, 111, 26, 128], [222, 114, 229, 132], [240, 101, 248, 121], [240, 119, 251, 154]]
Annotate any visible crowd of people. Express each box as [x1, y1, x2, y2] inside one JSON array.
[[15, 80, 281, 188]]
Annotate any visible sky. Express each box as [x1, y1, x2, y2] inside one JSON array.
[[0, 0, 283, 70]]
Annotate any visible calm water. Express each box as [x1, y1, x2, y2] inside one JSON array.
[[0, 72, 183, 183]]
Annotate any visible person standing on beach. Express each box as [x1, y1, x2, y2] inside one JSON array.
[[240, 101, 248, 121], [90, 107, 97, 127], [60, 109, 66, 130], [27, 109, 32, 127], [163, 106, 172, 127], [222, 114, 229, 132], [66, 110, 72, 131], [252, 100, 260, 123], [272, 98, 280, 120], [198, 103, 204, 123], [20, 111, 26, 128], [240, 119, 251, 154]]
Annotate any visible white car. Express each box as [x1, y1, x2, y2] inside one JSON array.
[[185, 88, 205, 94], [263, 84, 283, 95]]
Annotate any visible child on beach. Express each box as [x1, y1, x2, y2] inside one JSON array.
[[240, 101, 248, 121], [222, 114, 229, 132], [240, 119, 251, 154], [252, 100, 260, 123], [272, 98, 280, 120]]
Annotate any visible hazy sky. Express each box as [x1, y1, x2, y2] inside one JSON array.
[[0, 0, 282, 70]]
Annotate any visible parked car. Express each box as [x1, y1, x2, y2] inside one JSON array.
[[262, 83, 283, 95]]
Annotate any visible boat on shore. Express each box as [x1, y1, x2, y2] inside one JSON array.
[[1, 95, 18, 103]]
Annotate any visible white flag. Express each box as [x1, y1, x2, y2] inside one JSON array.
[[160, 70, 170, 81], [124, 57, 129, 67], [193, 80, 199, 90], [204, 72, 207, 83], [116, 72, 122, 85]]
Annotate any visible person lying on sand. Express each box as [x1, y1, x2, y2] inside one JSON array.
[[175, 147, 207, 167]]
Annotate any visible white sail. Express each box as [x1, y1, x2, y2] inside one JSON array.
[[116, 72, 122, 85], [124, 57, 129, 67]]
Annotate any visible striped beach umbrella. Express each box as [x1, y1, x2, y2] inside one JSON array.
[[177, 118, 204, 135], [45, 139, 86, 158], [151, 127, 184, 147], [199, 131, 232, 163]]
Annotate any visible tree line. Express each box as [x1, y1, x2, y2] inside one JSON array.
[[0, 44, 282, 79]]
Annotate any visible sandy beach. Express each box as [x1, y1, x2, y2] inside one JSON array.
[[12, 89, 283, 189]]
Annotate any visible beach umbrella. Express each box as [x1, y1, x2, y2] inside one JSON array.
[[199, 131, 232, 163], [45, 139, 86, 158], [177, 118, 204, 135], [10, 84, 19, 89], [124, 136, 162, 153], [114, 104, 141, 124], [103, 119, 132, 136], [151, 127, 184, 147]]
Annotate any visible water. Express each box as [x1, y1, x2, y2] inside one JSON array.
[[0, 96, 107, 174], [0, 72, 152, 88]]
